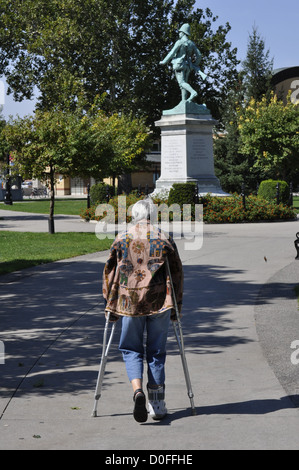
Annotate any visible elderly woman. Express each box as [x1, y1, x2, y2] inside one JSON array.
[[102, 198, 183, 423]]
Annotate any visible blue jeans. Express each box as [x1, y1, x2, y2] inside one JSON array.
[[119, 311, 171, 386]]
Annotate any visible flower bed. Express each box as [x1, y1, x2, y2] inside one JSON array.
[[201, 194, 296, 224], [80, 192, 296, 224]]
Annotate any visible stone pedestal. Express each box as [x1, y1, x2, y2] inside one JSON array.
[[154, 105, 229, 197]]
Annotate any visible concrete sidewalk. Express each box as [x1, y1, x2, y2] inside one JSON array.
[[0, 209, 95, 232], [1, 211, 299, 450]]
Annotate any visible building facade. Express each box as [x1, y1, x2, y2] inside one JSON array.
[[272, 66, 299, 104]]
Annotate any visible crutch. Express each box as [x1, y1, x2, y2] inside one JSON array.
[[166, 257, 196, 416], [92, 311, 116, 417]]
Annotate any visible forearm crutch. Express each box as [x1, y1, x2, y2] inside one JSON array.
[[92, 312, 116, 417], [166, 257, 196, 416]]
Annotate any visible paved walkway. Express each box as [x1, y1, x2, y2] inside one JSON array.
[[1, 209, 299, 450]]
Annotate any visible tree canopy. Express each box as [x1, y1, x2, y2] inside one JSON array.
[[0, 0, 239, 127], [241, 26, 273, 102], [237, 93, 299, 182], [214, 26, 275, 193], [3, 100, 151, 231]]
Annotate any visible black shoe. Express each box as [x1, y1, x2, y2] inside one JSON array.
[[133, 389, 148, 423]]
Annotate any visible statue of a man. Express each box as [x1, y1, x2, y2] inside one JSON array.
[[160, 23, 206, 103]]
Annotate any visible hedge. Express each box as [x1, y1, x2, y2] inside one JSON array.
[[168, 182, 197, 206], [90, 182, 115, 205], [80, 191, 296, 224], [258, 180, 289, 205]]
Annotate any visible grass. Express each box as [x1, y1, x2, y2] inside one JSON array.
[[0, 199, 87, 215], [1, 196, 298, 275], [293, 196, 299, 213], [0, 232, 112, 275], [2, 196, 299, 215]]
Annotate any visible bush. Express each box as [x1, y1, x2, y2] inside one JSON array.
[[168, 183, 197, 206], [79, 190, 296, 224], [201, 193, 296, 224], [258, 180, 290, 205], [90, 182, 115, 205], [80, 192, 143, 223]]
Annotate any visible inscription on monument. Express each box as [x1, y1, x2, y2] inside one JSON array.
[[191, 137, 208, 159], [162, 139, 185, 176]]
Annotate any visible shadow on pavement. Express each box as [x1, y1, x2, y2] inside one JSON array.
[[0, 259, 298, 405]]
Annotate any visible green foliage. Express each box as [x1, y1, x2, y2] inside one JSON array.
[[0, 107, 8, 163], [168, 183, 197, 206], [0, 0, 239, 127], [241, 26, 273, 102], [3, 107, 93, 181], [237, 93, 299, 181], [80, 192, 143, 222], [90, 183, 114, 205], [214, 26, 274, 193], [201, 193, 295, 224], [91, 111, 151, 178], [4, 103, 150, 181], [80, 190, 296, 224], [3, 101, 150, 231], [258, 180, 289, 205]]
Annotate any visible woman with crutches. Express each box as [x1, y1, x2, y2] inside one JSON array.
[[102, 198, 184, 423]]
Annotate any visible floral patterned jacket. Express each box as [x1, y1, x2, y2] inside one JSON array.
[[102, 220, 183, 320]]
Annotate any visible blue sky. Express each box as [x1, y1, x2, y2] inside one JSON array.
[[197, 0, 297, 69], [1, 0, 298, 119]]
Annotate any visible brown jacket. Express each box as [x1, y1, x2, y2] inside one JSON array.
[[102, 220, 183, 320]]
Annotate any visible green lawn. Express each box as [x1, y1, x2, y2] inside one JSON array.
[[293, 196, 299, 213], [0, 199, 87, 215], [0, 232, 112, 275]]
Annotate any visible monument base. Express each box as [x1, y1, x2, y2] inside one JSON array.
[[153, 111, 230, 198], [163, 100, 210, 116]]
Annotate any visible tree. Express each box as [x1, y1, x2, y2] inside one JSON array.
[[92, 111, 151, 187], [3, 101, 151, 232], [0, 107, 8, 162], [3, 107, 95, 232], [241, 25, 273, 102], [0, 0, 239, 128], [237, 93, 299, 182], [214, 26, 274, 193]]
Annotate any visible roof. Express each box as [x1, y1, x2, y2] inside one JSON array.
[[272, 66, 299, 85]]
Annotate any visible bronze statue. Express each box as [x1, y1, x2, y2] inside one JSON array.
[[160, 24, 206, 103]]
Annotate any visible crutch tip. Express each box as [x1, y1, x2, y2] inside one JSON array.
[[91, 410, 97, 417], [191, 408, 197, 416]]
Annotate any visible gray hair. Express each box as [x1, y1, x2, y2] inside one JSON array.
[[131, 198, 157, 222]]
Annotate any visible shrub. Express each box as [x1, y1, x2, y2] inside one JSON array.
[[201, 193, 296, 224], [79, 190, 296, 224], [258, 180, 289, 205], [168, 183, 197, 206], [90, 182, 115, 205], [80, 192, 143, 223]]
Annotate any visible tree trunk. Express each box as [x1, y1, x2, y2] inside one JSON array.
[[48, 165, 55, 234]]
